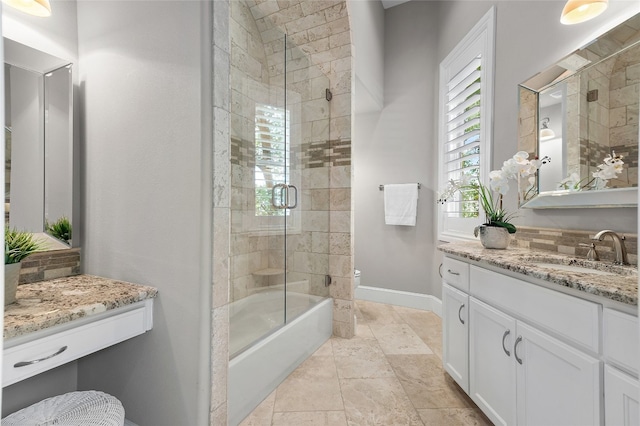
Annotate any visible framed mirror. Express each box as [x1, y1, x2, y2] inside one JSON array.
[[518, 13, 639, 209], [4, 38, 73, 247]]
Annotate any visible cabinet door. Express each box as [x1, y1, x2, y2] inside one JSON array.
[[469, 297, 517, 426], [442, 283, 469, 392], [516, 321, 601, 426], [605, 365, 639, 426]]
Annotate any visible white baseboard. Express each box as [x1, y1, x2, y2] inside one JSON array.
[[355, 285, 442, 317]]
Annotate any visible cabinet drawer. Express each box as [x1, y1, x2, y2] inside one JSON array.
[[442, 256, 470, 292], [470, 265, 600, 353], [604, 308, 639, 377], [3, 303, 151, 387]]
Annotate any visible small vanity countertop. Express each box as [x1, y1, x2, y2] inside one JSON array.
[[439, 242, 638, 306], [4, 275, 158, 340]]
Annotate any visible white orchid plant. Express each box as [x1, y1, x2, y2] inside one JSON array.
[[557, 151, 625, 191], [438, 151, 549, 234]]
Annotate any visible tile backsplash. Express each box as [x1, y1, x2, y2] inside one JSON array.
[[19, 248, 81, 284], [512, 226, 637, 265]]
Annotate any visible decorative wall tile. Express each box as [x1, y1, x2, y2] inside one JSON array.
[[512, 226, 637, 265], [19, 248, 80, 284]]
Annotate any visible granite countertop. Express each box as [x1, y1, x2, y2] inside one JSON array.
[[4, 275, 158, 340], [439, 242, 638, 306]]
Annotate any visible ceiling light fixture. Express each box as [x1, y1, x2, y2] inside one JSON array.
[[2, 0, 51, 17], [540, 117, 556, 141], [561, 0, 608, 25]]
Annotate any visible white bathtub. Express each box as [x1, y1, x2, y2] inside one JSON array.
[[228, 288, 332, 425]]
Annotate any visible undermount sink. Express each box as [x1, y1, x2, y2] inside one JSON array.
[[532, 262, 615, 276]]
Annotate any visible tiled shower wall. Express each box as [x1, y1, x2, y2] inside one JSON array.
[[211, 0, 354, 423], [228, 0, 355, 336]]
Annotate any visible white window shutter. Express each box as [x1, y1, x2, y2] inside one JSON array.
[[438, 7, 495, 241]]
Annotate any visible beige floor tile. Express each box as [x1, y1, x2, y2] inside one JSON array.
[[355, 323, 375, 339], [273, 356, 344, 412], [387, 354, 471, 409], [393, 305, 442, 326], [312, 339, 334, 357], [335, 351, 396, 379], [272, 411, 348, 425], [274, 376, 344, 412], [394, 308, 443, 359], [332, 335, 384, 358], [417, 408, 492, 426], [355, 300, 406, 325], [239, 391, 276, 426], [340, 377, 423, 425], [369, 323, 433, 355]]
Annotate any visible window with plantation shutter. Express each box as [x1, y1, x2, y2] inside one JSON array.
[[438, 7, 495, 241], [254, 103, 290, 217]]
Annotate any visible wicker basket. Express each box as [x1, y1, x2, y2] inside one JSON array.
[[2, 391, 125, 426]]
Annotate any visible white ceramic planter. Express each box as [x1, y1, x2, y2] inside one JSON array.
[[4, 262, 22, 305], [474, 225, 511, 249]]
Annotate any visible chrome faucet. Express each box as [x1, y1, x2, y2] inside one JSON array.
[[592, 230, 629, 265]]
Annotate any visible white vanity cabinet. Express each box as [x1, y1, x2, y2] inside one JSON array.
[[603, 308, 639, 426], [441, 257, 470, 393], [442, 283, 469, 392], [468, 296, 600, 426], [442, 255, 606, 426], [468, 297, 517, 425]]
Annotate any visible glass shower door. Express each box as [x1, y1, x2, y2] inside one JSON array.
[[229, 29, 332, 358], [282, 35, 331, 323]]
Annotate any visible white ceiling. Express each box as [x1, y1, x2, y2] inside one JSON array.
[[380, 0, 412, 9]]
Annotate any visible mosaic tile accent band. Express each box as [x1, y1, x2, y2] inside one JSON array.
[[19, 248, 81, 284], [512, 226, 637, 265], [231, 137, 351, 168]]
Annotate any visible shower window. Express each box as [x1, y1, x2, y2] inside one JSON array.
[[254, 103, 290, 217]]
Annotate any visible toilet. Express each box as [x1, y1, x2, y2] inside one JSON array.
[[354, 269, 361, 288]]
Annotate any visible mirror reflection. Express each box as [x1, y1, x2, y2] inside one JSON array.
[[4, 38, 73, 247], [518, 13, 640, 208]]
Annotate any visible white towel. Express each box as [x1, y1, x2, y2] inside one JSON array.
[[384, 183, 419, 226]]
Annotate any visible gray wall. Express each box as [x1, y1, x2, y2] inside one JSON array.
[[354, 1, 439, 295], [75, 2, 210, 425], [354, 0, 639, 299], [350, 0, 385, 111]]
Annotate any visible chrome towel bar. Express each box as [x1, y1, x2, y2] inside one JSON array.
[[379, 183, 421, 191]]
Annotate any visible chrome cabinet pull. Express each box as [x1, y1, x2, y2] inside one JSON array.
[[447, 269, 460, 276], [438, 263, 443, 278], [458, 304, 465, 324], [502, 330, 511, 356], [514, 336, 523, 365], [14, 346, 68, 368]]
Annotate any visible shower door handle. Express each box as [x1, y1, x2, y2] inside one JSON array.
[[271, 184, 288, 210], [287, 185, 298, 209]]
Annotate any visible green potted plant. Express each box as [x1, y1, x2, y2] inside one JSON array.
[[5, 226, 43, 305], [45, 216, 72, 245]]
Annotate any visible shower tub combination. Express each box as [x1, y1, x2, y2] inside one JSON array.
[[228, 285, 332, 425]]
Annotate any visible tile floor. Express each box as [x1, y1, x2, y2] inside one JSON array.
[[239, 300, 491, 426]]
